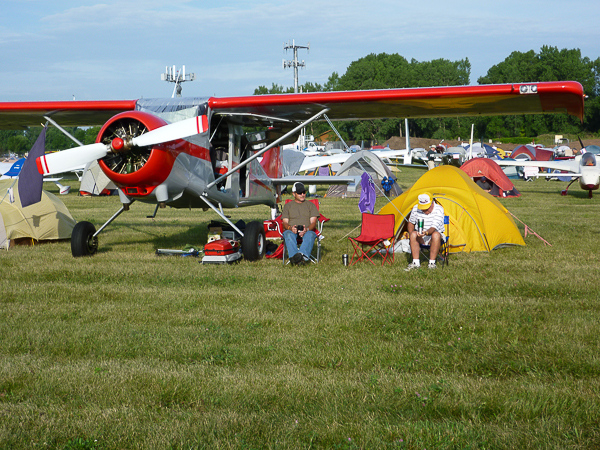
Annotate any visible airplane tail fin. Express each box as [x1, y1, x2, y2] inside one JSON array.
[[260, 146, 283, 179]]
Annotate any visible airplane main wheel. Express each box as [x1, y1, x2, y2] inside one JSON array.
[[71, 221, 99, 257], [242, 221, 266, 261]]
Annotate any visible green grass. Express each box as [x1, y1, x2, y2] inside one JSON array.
[[1, 167, 599, 449]]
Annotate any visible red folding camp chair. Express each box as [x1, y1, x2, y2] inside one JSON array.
[[348, 213, 396, 266]]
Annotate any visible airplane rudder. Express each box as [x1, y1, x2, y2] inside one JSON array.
[[262, 146, 283, 179]]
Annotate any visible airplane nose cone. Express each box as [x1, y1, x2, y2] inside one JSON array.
[[580, 170, 599, 190], [111, 137, 125, 152]]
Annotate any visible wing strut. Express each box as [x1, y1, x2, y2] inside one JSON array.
[[44, 115, 84, 146], [205, 108, 330, 191], [323, 114, 349, 151], [199, 197, 245, 237]]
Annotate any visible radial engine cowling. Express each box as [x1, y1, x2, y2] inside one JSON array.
[[96, 111, 177, 194]]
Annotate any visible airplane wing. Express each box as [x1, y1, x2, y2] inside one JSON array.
[[371, 150, 408, 159], [494, 157, 582, 175], [0, 81, 585, 130], [298, 149, 409, 173], [271, 175, 360, 186], [299, 153, 355, 172], [0, 100, 138, 129], [209, 81, 585, 123]]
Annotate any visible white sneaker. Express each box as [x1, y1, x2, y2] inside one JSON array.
[[428, 262, 437, 270], [404, 261, 421, 271]]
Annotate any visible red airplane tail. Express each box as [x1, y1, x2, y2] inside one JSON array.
[[260, 146, 283, 179]]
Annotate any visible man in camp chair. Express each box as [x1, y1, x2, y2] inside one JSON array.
[[405, 192, 445, 271], [282, 182, 319, 266]]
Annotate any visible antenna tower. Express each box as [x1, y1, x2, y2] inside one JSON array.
[[283, 40, 310, 93], [161, 65, 196, 98]]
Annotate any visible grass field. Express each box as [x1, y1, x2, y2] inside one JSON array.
[[1, 167, 599, 449]]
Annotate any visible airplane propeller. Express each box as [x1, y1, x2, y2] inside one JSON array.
[[36, 115, 208, 175]]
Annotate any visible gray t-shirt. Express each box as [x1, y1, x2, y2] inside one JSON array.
[[282, 200, 319, 229]]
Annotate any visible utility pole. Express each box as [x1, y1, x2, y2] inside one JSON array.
[[161, 65, 196, 98], [283, 40, 309, 93]]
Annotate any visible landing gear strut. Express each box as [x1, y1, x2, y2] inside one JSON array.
[[70, 203, 131, 257], [561, 179, 577, 197]]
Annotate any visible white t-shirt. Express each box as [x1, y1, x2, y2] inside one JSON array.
[[408, 203, 445, 243]]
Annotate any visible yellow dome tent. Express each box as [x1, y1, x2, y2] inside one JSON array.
[[0, 179, 76, 248], [380, 165, 525, 252]]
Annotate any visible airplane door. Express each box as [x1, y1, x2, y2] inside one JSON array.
[[226, 123, 242, 203]]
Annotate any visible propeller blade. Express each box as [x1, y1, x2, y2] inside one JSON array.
[[132, 115, 208, 147], [36, 143, 108, 175], [35, 115, 208, 176]]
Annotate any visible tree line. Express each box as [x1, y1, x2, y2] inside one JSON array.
[[1, 126, 100, 156], [255, 46, 600, 143]]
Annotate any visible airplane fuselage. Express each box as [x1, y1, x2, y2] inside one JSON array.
[[495, 153, 600, 196], [578, 154, 600, 191]]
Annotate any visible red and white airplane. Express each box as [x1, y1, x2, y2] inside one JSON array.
[[0, 81, 585, 257]]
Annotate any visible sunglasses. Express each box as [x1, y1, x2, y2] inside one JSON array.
[[296, 191, 306, 195]]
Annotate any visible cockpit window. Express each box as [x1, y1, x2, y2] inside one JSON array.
[[582, 153, 596, 167], [585, 145, 600, 155]]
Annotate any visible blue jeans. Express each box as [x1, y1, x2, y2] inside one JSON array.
[[283, 230, 316, 260]]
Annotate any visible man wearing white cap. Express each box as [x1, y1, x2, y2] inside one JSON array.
[[282, 182, 319, 265], [404, 192, 445, 271]]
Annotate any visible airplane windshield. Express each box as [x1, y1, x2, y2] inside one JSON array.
[[581, 153, 596, 167], [584, 145, 600, 155]]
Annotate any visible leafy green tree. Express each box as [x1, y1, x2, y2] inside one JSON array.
[[254, 83, 290, 95], [6, 134, 30, 154], [337, 53, 412, 91], [335, 54, 471, 141], [584, 58, 600, 133], [323, 72, 340, 92], [83, 126, 101, 145], [0, 130, 22, 154], [301, 81, 323, 93], [478, 46, 598, 136], [0, 126, 104, 155]]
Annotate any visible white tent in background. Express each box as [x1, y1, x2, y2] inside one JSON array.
[[325, 151, 402, 198], [79, 161, 118, 196]]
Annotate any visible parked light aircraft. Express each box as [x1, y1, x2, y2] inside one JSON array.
[[0, 159, 24, 179], [494, 150, 599, 198], [0, 81, 585, 257], [297, 148, 410, 173]]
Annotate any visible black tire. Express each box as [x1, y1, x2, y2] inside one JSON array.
[[71, 221, 99, 257], [242, 221, 266, 261]]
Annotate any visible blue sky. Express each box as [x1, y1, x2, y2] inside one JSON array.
[[1, 0, 598, 102]]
